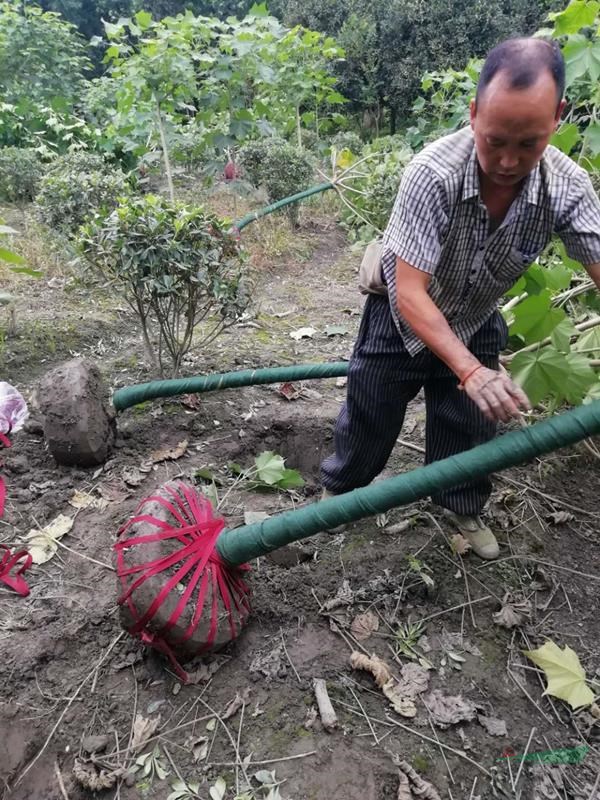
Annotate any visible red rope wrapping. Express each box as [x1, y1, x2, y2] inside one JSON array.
[[114, 482, 251, 682], [0, 430, 32, 597]]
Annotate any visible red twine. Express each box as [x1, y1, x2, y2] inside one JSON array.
[[0, 430, 32, 597], [114, 482, 250, 682]]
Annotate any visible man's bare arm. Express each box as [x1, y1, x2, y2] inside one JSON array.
[[585, 262, 600, 290], [395, 256, 530, 422]]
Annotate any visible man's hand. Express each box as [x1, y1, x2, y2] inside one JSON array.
[[462, 365, 530, 422]]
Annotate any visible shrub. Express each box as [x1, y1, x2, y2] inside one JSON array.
[[35, 152, 129, 235], [239, 139, 314, 227], [330, 131, 363, 155], [0, 147, 44, 203], [79, 194, 250, 376]]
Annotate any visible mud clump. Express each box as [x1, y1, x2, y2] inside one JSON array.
[[37, 358, 116, 467]]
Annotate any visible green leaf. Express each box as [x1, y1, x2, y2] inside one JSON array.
[[562, 36, 591, 85], [7, 265, 42, 277], [551, 122, 580, 155], [563, 352, 597, 402], [583, 380, 600, 403], [0, 247, 25, 265], [135, 10, 152, 29], [574, 325, 600, 356], [552, 0, 599, 35], [510, 348, 570, 405], [254, 451, 286, 485], [584, 121, 600, 155], [276, 468, 305, 489], [550, 318, 576, 353], [509, 292, 566, 344]]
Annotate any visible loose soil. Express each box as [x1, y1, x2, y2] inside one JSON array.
[[1, 197, 599, 800]]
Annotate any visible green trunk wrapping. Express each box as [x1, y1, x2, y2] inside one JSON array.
[[112, 362, 349, 411], [233, 182, 334, 232], [215, 399, 600, 566]]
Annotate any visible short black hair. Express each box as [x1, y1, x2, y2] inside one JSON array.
[[476, 37, 565, 108]]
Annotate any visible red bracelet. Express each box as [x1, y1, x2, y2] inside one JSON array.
[[458, 364, 483, 390]]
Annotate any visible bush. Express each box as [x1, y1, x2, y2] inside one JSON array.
[[330, 131, 364, 155], [79, 194, 250, 376], [0, 147, 44, 203], [35, 151, 129, 235], [239, 139, 314, 227]]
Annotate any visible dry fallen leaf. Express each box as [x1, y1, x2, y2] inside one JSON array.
[[322, 580, 354, 611], [493, 593, 532, 629], [25, 514, 74, 564], [423, 690, 477, 729], [350, 652, 416, 718], [150, 439, 188, 464], [98, 482, 131, 504], [290, 327, 316, 341], [277, 381, 303, 401], [546, 510, 574, 525], [350, 611, 379, 641], [396, 663, 430, 699], [187, 736, 208, 762], [222, 687, 251, 720], [122, 467, 146, 487], [131, 715, 161, 753], [450, 533, 471, 556], [477, 714, 508, 737], [69, 490, 108, 512], [383, 682, 417, 718], [524, 640, 595, 709]]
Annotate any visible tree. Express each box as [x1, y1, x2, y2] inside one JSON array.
[[279, 0, 561, 131]]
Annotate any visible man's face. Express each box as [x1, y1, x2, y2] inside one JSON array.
[[470, 71, 565, 188]]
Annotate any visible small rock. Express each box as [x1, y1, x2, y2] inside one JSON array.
[[82, 734, 110, 754]]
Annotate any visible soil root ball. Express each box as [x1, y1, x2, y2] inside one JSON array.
[[37, 358, 116, 466], [115, 481, 251, 666]]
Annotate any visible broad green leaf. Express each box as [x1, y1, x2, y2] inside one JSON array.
[[276, 468, 305, 490], [0, 247, 25, 265], [254, 451, 286, 485], [563, 352, 597, 402], [552, 0, 599, 35], [135, 10, 152, 29], [544, 264, 573, 291], [574, 325, 600, 356], [551, 122, 580, 154], [562, 36, 591, 85], [583, 380, 600, 403], [524, 640, 595, 709], [509, 292, 566, 344], [584, 121, 600, 156], [550, 318, 576, 353], [510, 348, 570, 406]]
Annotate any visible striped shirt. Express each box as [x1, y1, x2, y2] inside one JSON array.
[[381, 126, 600, 355]]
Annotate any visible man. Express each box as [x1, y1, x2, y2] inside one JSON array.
[[321, 37, 600, 559]]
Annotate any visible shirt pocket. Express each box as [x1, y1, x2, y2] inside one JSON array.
[[494, 247, 537, 282]]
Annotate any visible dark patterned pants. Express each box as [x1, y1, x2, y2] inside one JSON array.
[[320, 295, 509, 515]]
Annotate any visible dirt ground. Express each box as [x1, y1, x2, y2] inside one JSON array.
[[1, 195, 599, 800]]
